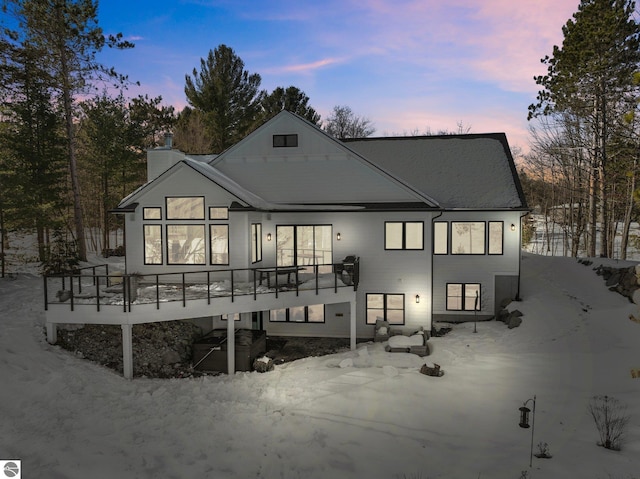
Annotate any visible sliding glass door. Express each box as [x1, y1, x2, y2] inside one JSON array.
[[276, 225, 332, 270]]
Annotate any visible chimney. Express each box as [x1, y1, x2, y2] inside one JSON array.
[[164, 132, 173, 149]]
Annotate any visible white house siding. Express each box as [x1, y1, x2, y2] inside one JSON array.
[[431, 210, 523, 321], [253, 209, 437, 338], [123, 164, 246, 275]]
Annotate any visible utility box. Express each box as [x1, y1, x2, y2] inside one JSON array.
[[192, 329, 266, 373]]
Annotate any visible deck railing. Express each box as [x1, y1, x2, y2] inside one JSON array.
[[44, 258, 359, 313]]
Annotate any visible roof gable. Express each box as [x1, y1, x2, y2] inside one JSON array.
[[209, 111, 438, 207]]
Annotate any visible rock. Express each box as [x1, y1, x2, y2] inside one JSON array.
[[509, 309, 523, 318], [420, 363, 442, 377], [497, 309, 510, 323], [507, 316, 523, 329], [253, 356, 274, 373], [606, 271, 621, 287], [339, 358, 353, 368]]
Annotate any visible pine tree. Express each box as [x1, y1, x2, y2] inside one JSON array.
[[528, 0, 640, 257], [184, 44, 262, 153]]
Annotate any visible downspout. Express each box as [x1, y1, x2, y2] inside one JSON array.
[[516, 211, 528, 301], [430, 210, 444, 335]]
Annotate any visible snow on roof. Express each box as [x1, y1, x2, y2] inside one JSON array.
[[345, 134, 527, 209]]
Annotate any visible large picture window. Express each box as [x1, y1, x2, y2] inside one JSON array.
[[447, 283, 481, 311], [144, 225, 162, 264], [210, 225, 229, 265], [451, 222, 485, 254], [366, 293, 405, 325], [166, 197, 205, 220], [385, 221, 423, 250], [167, 225, 205, 264]]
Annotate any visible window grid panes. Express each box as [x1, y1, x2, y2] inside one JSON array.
[[166, 197, 205, 220], [269, 304, 325, 323], [488, 221, 503, 255], [209, 207, 228, 220], [251, 223, 262, 263], [143, 207, 161, 220], [144, 225, 162, 264], [451, 222, 485, 254], [273, 134, 298, 147], [446, 283, 481, 311], [366, 293, 405, 325], [385, 222, 423, 250], [276, 225, 332, 271], [433, 221, 448, 254], [210, 225, 229, 265], [167, 225, 205, 264]]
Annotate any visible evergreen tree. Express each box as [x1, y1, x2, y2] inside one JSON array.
[[259, 86, 321, 125], [528, 0, 640, 257], [0, 41, 68, 262], [184, 44, 262, 153], [4, 0, 134, 261]]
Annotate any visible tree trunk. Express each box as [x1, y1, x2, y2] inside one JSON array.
[[57, 30, 87, 262]]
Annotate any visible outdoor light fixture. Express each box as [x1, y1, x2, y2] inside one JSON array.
[[511, 223, 516, 231], [267, 233, 272, 241], [415, 294, 420, 303], [518, 395, 537, 468], [337, 232, 341, 241]]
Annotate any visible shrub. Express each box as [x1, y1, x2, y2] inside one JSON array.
[[588, 395, 630, 451]]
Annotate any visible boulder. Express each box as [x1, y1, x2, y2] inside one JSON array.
[[507, 316, 523, 329], [253, 356, 274, 373], [497, 309, 510, 323]]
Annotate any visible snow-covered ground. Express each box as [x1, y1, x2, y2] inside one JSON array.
[[1, 253, 639, 478]]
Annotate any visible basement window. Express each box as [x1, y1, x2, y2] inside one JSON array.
[[273, 134, 298, 148]]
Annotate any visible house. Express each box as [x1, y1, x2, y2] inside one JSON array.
[[44, 111, 527, 378]]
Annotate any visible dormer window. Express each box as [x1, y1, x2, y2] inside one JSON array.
[[273, 134, 298, 148]]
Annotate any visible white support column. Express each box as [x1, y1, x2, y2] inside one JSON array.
[[46, 322, 57, 344], [350, 299, 357, 350], [227, 316, 235, 375], [121, 324, 133, 380]]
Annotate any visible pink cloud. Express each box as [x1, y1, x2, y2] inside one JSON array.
[[263, 57, 345, 75]]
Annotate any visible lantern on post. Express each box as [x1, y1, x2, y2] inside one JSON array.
[[518, 395, 536, 468]]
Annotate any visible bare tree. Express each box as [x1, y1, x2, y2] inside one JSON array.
[[323, 105, 375, 139]]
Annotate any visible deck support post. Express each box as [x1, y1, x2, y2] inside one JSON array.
[[350, 299, 357, 350], [46, 322, 57, 344], [227, 314, 235, 375], [122, 324, 133, 379]]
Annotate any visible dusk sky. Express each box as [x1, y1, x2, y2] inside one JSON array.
[[96, 0, 580, 152]]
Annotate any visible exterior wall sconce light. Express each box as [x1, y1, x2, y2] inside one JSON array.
[[511, 223, 516, 232], [518, 395, 537, 468], [336, 232, 341, 241], [415, 294, 420, 303], [267, 233, 272, 241]]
